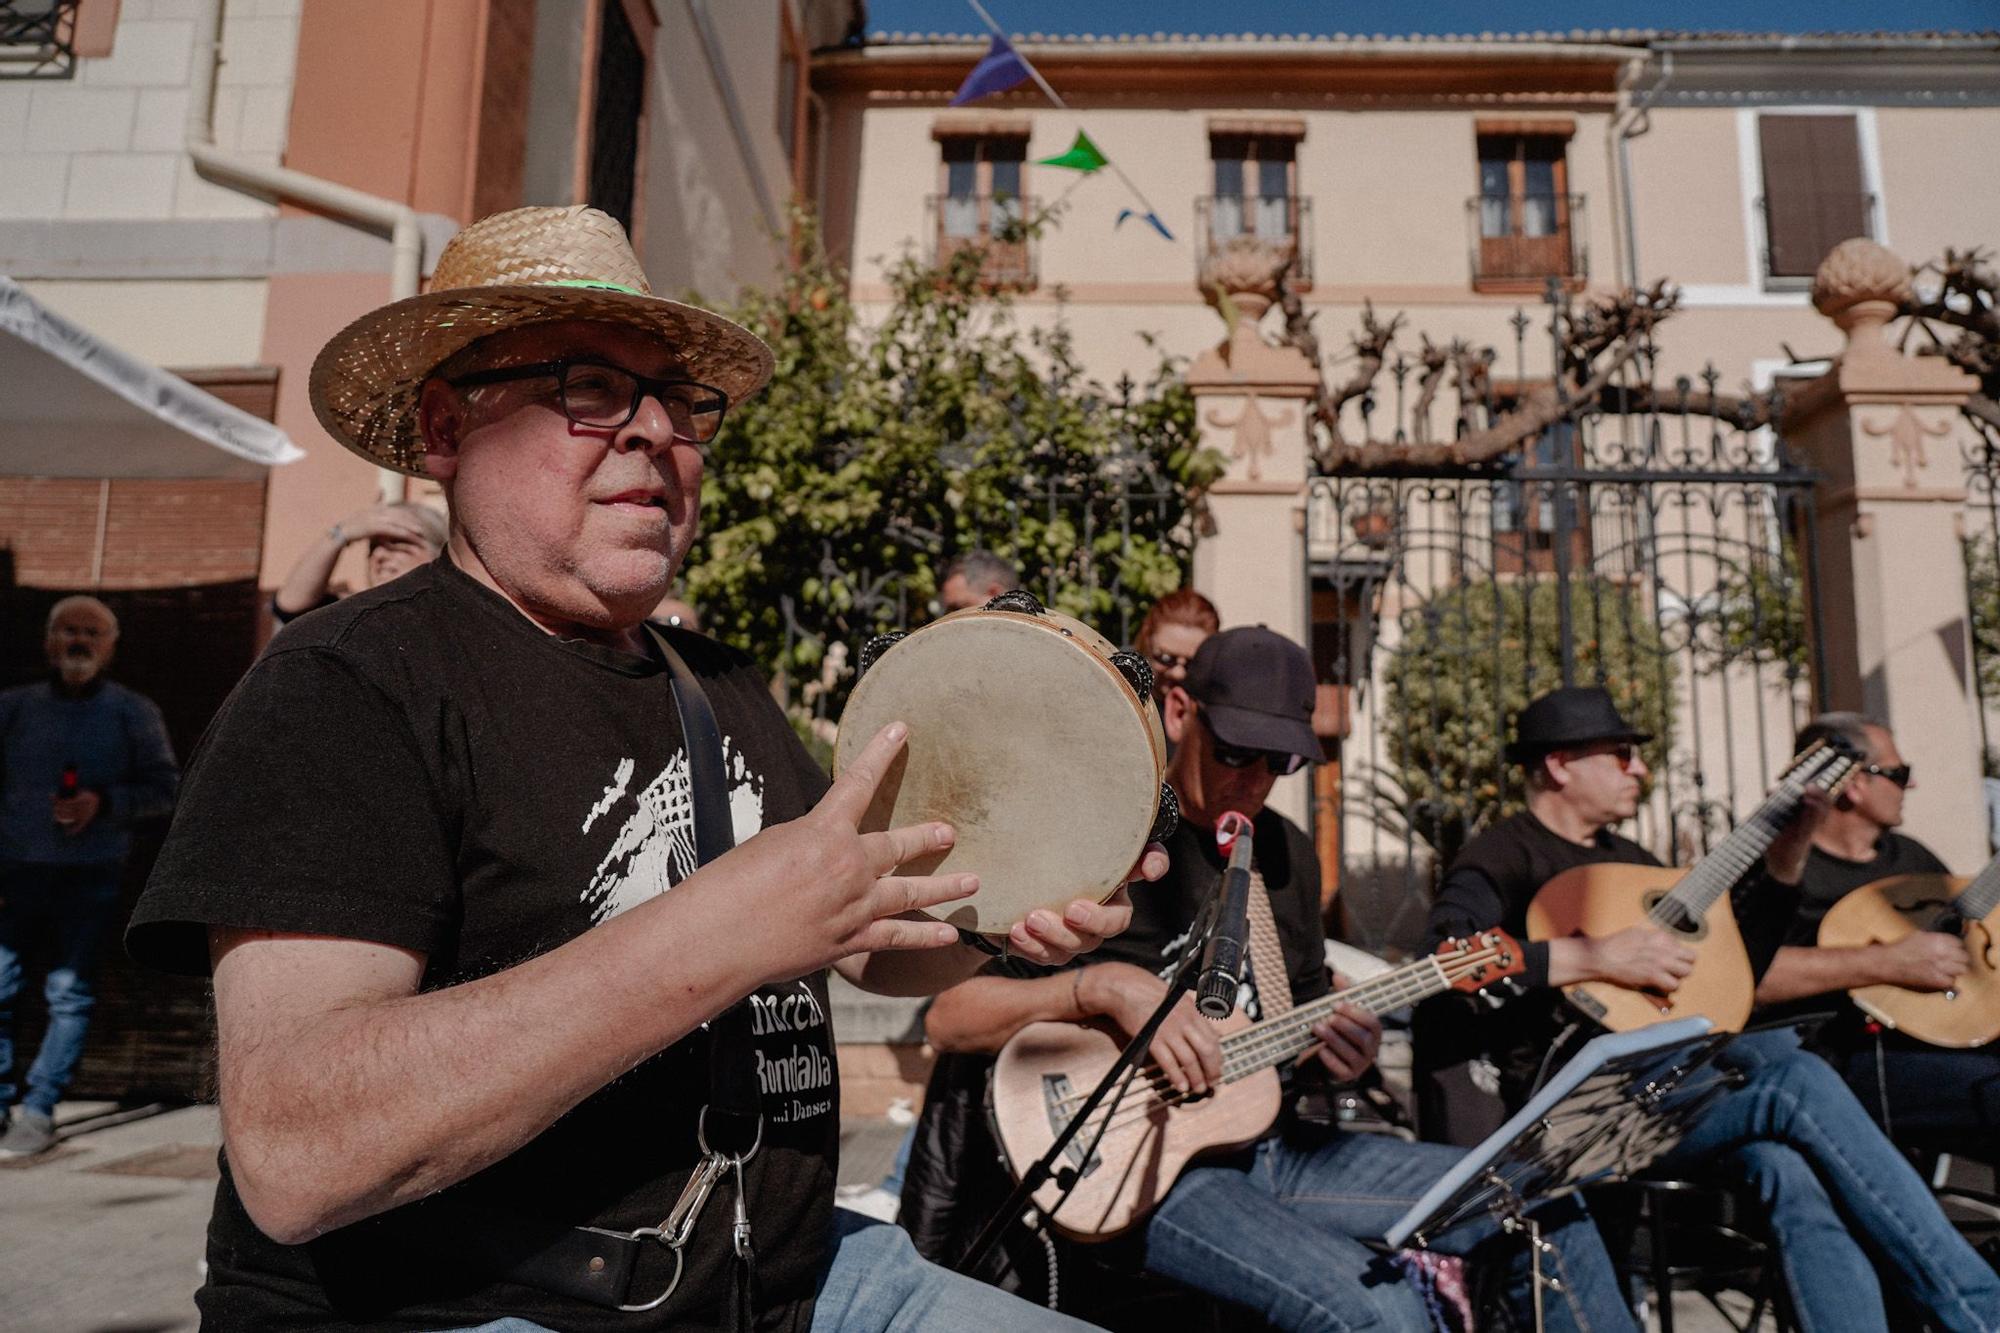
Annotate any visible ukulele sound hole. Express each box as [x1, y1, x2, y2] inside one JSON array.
[[1643, 891, 1709, 941]]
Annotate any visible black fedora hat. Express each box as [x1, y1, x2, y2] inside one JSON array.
[[1504, 686, 1651, 764]]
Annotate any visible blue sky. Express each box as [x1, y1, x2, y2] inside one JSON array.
[[866, 0, 1996, 36]]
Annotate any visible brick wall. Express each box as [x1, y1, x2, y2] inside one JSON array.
[[0, 476, 266, 590]]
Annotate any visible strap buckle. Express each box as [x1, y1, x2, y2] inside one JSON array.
[[614, 1107, 764, 1313]]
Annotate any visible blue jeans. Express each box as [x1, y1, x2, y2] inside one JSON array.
[[0, 861, 122, 1116], [441, 1207, 1090, 1333], [1145, 1127, 1637, 1332], [1655, 1028, 2000, 1333]]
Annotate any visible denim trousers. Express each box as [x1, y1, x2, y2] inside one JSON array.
[[0, 861, 123, 1116], [1654, 1027, 2000, 1333], [440, 1206, 1092, 1333], [1144, 1126, 1637, 1332]]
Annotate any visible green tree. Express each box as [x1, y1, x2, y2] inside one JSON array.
[[681, 217, 1223, 748], [1379, 579, 1676, 863]]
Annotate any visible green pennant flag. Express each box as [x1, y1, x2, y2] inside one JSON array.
[[1037, 130, 1108, 174]]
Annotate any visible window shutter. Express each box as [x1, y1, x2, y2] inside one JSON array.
[[1759, 115, 1865, 278]]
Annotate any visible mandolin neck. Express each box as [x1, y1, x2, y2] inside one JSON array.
[[1214, 949, 1495, 1084], [1650, 752, 1854, 927], [1959, 853, 2000, 921]]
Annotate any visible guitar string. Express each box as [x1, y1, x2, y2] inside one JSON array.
[[1040, 950, 1506, 1134]]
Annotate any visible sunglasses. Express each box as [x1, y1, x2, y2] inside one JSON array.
[[1200, 711, 1309, 776], [1859, 762, 1913, 788], [1573, 742, 1641, 768], [1147, 650, 1190, 671], [447, 358, 730, 443]]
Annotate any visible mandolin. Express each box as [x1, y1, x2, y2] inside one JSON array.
[[987, 930, 1524, 1241], [1818, 854, 2000, 1048], [1527, 737, 1863, 1033]]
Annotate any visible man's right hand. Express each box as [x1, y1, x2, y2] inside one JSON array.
[[726, 722, 978, 983], [1586, 924, 1697, 992], [1077, 961, 1223, 1096], [1875, 931, 1970, 992]]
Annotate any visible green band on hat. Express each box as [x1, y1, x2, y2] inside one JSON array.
[[545, 278, 644, 296]]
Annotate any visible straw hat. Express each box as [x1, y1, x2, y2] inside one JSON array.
[[308, 205, 775, 477]]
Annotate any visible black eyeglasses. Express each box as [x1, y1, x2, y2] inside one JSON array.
[[1200, 711, 1308, 776], [1147, 650, 1190, 671], [1860, 762, 1913, 788], [446, 359, 730, 442]]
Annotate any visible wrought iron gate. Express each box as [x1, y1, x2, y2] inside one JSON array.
[[1310, 326, 1827, 958]]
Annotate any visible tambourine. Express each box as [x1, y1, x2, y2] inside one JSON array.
[[833, 591, 1177, 941]]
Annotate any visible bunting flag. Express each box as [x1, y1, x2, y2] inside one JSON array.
[[1116, 208, 1176, 242], [950, 33, 1031, 105], [1037, 130, 1108, 174]]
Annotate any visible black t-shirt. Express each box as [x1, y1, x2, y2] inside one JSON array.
[[1426, 810, 1799, 1106], [1756, 830, 1949, 1032], [129, 559, 838, 1333]]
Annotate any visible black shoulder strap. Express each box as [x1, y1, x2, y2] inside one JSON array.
[[646, 627, 762, 1152]]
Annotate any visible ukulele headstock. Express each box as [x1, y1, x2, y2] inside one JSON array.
[[1433, 928, 1527, 994]]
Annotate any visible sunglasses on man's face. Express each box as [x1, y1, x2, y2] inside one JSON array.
[[1199, 711, 1308, 777], [1859, 762, 1913, 788], [1147, 650, 1190, 671]]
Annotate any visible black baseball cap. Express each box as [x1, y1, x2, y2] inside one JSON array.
[[1181, 626, 1320, 763]]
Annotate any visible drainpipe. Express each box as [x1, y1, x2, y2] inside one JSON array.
[[184, 0, 421, 500], [1608, 51, 1673, 293]]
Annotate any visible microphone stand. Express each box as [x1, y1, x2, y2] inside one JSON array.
[[957, 868, 1234, 1276]]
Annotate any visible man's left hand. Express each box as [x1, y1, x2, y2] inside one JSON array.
[[1308, 972, 1382, 1081], [999, 841, 1167, 966], [1764, 786, 1832, 885], [53, 789, 102, 836]]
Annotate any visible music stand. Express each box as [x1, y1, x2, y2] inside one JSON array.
[[1383, 1016, 1740, 1331]]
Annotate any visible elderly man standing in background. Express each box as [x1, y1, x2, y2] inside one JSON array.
[[0, 596, 179, 1156]]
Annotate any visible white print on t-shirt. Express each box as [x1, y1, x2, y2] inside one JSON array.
[[581, 736, 768, 923], [755, 979, 834, 1126]]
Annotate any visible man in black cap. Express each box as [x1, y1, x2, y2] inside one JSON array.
[[1427, 686, 2000, 1331], [900, 632, 1637, 1331]]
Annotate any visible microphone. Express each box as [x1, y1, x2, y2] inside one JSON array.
[[1196, 812, 1255, 1020]]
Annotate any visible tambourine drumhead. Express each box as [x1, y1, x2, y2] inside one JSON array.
[[834, 609, 1166, 936]]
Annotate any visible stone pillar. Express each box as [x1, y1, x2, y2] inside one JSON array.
[[1187, 237, 1322, 825], [1789, 239, 1988, 868]]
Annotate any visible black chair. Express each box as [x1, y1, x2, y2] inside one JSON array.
[[1587, 1177, 1795, 1333]]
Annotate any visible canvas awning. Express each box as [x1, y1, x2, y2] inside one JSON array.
[[0, 276, 304, 479]]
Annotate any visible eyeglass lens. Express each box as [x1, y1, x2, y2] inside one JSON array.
[[559, 364, 727, 441]]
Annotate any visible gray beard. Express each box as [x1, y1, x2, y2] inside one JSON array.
[[57, 656, 100, 686]]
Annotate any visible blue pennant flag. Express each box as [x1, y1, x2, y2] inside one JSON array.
[[951, 33, 1032, 106], [1116, 208, 1175, 242]]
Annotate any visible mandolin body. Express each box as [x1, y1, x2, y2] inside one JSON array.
[[1527, 862, 1756, 1033], [1819, 874, 2000, 1049]]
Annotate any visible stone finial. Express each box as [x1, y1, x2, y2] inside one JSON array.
[[1199, 234, 1296, 336], [1811, 239, 1913, 363]]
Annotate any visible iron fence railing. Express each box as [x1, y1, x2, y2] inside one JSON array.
[[926, 193, 1040, 288], [0, 0, 78, 79]]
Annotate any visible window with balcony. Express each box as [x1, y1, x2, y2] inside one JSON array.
[[1757, 114, 1872, 283], [930, 127, 1034, 288], [1199, 122, 1311, 287], [1472, 127, 1584, 291]]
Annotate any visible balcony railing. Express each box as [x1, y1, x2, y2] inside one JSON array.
[[0, 0, 79, 79], [1195, 195, 1313, 288], [1467, 193, 1587, 289], [1756, 191, 1876, 281], [927, 193, 1039, 289]]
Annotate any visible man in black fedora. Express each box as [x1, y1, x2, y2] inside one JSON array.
[[1427, 685, 2000, 1330]]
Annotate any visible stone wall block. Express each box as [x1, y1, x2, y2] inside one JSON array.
[[131, 87, 192, 152], [0, 85, 30, 154], [79, 19, 195, 89], [0, 155, 71, 220], [216, 15, 300, 88], [64, 152, 179, 219], [25, 87, 137, 154]]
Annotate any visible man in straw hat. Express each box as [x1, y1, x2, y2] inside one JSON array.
[[1425, 685, 2000, 1330], [128, 205, 1154, 1331]]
